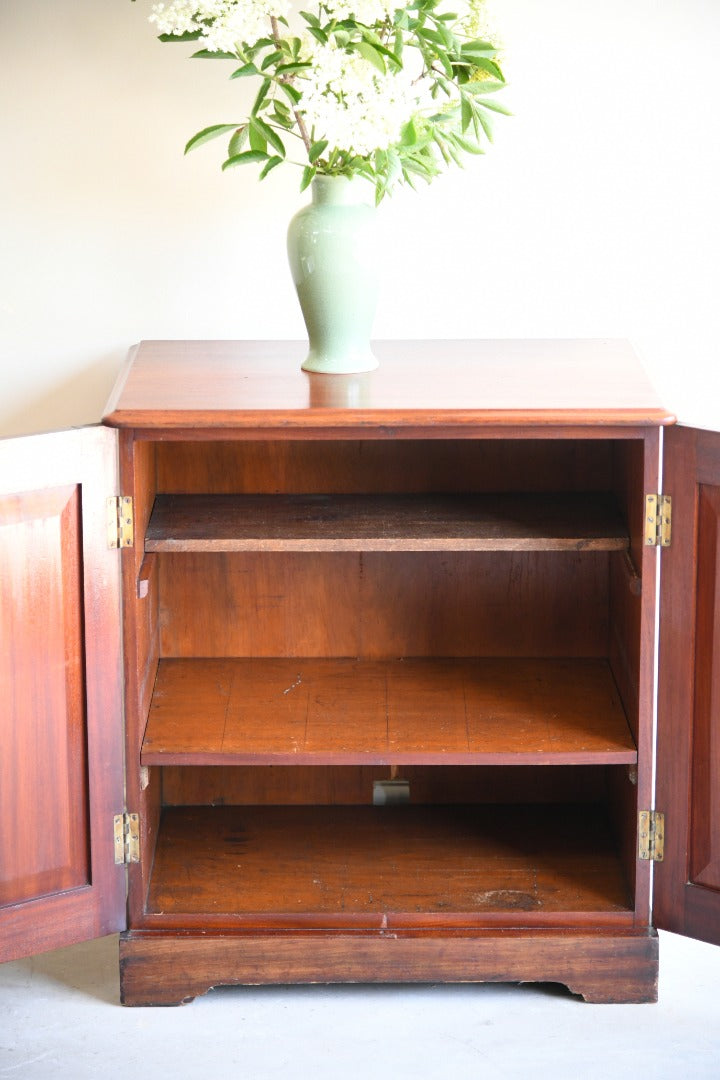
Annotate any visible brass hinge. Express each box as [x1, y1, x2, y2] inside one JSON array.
[[107, 496, 134, 549], [644, 494, 672, 547], [638, 810, 665, 862], [114, 812, 140, 864]]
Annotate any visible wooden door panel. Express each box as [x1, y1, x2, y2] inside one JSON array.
[[0, 428, 126, 962], [655, 425, 720, 945], [690, 485, 720, 890], [0, 485, 89, 906]]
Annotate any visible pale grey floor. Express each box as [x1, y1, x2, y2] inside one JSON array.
[[1, 930, 719, 1079]]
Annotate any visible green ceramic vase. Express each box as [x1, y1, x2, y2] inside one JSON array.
[[287, 175, 379, 374]]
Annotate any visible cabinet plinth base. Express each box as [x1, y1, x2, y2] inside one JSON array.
[[119, 929, 659, 1006]]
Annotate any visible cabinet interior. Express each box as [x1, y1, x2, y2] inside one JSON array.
[[126, 436, 646, 929]]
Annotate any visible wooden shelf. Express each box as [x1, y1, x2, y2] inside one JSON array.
[[141, 657, 637, 766], [145, 493, 629, 553], [145, 803, 633, 926]]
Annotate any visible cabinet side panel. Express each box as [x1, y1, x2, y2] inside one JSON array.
[[119, 433, 162, 926], [129, 440, 160, 727], [0, 486, 89, 906], [607, 433, 658, 923]]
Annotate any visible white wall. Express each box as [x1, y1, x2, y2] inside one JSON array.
[[1, 0, 719, 436]]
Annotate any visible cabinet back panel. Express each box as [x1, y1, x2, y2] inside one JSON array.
[[157, 551, 608, 658], [161, 765, 606, 806], [155, 440, 614, 495]]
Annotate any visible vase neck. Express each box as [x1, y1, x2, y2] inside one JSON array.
[[311, 175, 372, 207]]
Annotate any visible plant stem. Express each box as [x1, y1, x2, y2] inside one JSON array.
[[270, 16, 312, 156]]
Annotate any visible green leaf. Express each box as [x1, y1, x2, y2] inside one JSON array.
[[279, 81, 302, 105], [191, 49, 238, 60], [309, 139, 329, 164], [251, 77, 272, 115], [354, 41, 386, 74], [250, 117, 286, 157], [462, 38, 498, 57], [446, 139, 464, 166], [157, 31, 202, 42], [308, 26, 329, 46], [453, 134, 485, 155], [360, 28, 384, 47], [475, 106, 494, 142], [460, 97, 472, 133], [399, 119, 418, 147], [259, 155, 284, 179], [433, 133, 452, 166], [467, 57, 504, 80], [260, 50, 284, 71], [248, 124, 266, 153], [300, 10, 320, 28], [420, 26, 454, 50], [184, 124, 242, 155], [222, 150, 270, 170], [300, 165, 317, 191], [275, 61, 312, 75], [475, 97, 513, 116], [231, 62, 258, 78], [363, 37, 402, 70], [460, 77, 505, 97], [228, 126, 249, 157], [272, 99, 292, 120], [386, 149, 402, 186]]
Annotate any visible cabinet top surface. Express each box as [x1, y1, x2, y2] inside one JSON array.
[[103, 340, 674, 431]]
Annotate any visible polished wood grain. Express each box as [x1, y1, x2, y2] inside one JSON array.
[[104, 340, 674, 431], [106, 341, 667, 1006], [0, 427, 125, 963], [119, 928, 659, 1005], [160, 763, 608, 807], [119, 432, 162, 928], [142, 657, 636, 766], [155, 438, 616, 496], [0, 485, 88, 906], [157, 550, 609, 659], [145, 492, 629, 553], [655, 425, 720, 947], [145, 804, 632, 924], [690, 484, 720, 892]]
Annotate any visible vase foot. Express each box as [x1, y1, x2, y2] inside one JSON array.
[[301, 351, 379, 375]]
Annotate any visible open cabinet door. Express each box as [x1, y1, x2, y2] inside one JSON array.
[[655, 425, 720, 946], [0, 426, 126, 963]]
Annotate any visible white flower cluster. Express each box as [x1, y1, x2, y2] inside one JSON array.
[[459, 0, 501, 45], [149, 0, 289, 52], [320, 0, 398, 25], [299, 41, 431, 158]]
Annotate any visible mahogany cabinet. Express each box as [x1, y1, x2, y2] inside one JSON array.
[[2, 340, 719, 1005]]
